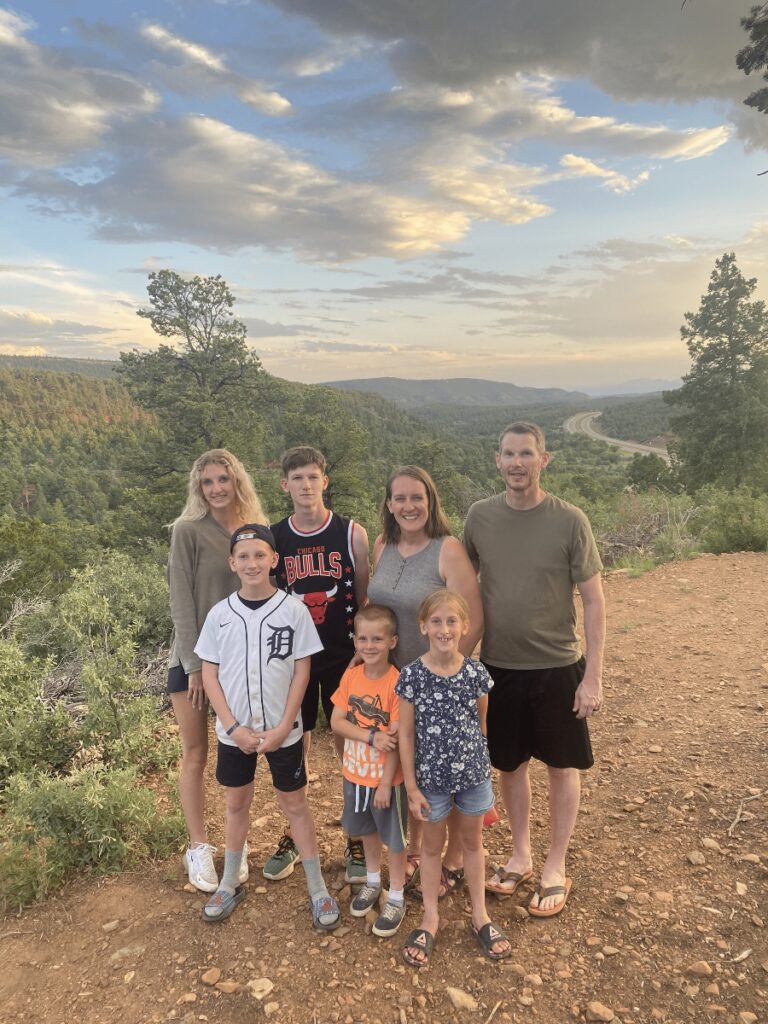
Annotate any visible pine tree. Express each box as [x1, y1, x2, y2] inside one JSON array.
[[665, 253, 768, 491]]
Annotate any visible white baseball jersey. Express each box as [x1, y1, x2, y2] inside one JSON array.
[[195, 591, 324, 748]]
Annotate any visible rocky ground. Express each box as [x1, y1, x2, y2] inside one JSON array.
[[1, 553, 767, 1024]]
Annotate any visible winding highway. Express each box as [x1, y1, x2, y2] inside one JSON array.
[[564, 411, 672, 465]]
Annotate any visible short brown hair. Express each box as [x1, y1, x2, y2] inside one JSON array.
[[354, 604, 397, 636], [380, 466, 451, 545], [281, 445, 327, 477], [417, 588, 470, 626], [498, 421, 546, 453]]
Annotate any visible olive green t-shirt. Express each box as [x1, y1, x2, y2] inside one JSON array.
[[463, 492, 602, 670]]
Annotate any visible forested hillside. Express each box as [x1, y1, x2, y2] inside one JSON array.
[[323, 376, 588, 407], [596, 395, 674, 443], [0, 354, 117, 379]]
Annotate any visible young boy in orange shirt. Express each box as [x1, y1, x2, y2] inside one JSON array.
[[330, 605, 408, 937]]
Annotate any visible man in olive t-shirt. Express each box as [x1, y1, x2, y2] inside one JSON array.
[[463, 421, 605, 916]]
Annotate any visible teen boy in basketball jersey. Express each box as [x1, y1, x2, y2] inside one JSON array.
[[266, 445, 370, 884]]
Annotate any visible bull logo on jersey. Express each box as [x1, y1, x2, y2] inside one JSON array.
[[265, 624, 295, 663], [300, 584, 337, 626]]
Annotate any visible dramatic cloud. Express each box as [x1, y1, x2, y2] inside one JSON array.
[[559, 154, 650, 194], [13, 115, 469, 260], [0, 9, 158, 166], [141, 22, 291, 114], [269, 0, 747, 102]]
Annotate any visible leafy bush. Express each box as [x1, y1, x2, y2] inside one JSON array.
[[596, 491, 698, 566], [695, 486, 768, 554], [0, 639, 78, 784], [0, 765, 183, 909], [45, 552, 176, 773]]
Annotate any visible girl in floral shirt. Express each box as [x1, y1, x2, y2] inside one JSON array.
[[396, 588, 512, 967]]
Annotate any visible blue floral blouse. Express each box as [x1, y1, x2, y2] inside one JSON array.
[[395, 656, 493, 794]]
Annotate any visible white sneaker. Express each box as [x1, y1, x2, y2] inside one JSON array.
[[185, 843, 218, 892], [238, 841, 250, 885]]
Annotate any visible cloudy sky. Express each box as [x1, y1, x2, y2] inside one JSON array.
[[1, 0, 766, 390]]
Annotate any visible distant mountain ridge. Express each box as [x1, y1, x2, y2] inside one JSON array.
[[322, 377, 588, 407], [0, 354, 117, 379]]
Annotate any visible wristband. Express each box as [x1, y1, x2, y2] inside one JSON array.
[[225, 721, 240, 736], [368, 727, 377, 747]]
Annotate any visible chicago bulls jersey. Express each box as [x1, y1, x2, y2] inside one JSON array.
[[272, 511, 358, 669]]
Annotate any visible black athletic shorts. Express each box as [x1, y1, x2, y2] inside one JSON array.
[[301, 659, 349, 732], [166, 664, 190, 694], [484, 657, 594, 773], [215, 737, 307, 791]]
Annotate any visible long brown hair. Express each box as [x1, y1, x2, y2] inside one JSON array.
[[380, 465, 451, 545]]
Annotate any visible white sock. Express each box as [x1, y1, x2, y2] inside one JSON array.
[[367, 870, 381, 888], [387, 887, 404, 905]]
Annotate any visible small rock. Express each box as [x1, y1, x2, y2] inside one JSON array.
[[602, 946, 620, 956], [109, 944, 145, 965], [253, 886, 267, 895], [264, 1003, 280, 1016], [740, 854, 761, 864], [614, 891, 629, 903], [176, 993, 196, 1005], [704, 984, 720, 996], [524, 974, 543, 987], [685, 961, 713, 978], [738, 1014, 757, 1024], [518, 995, 534, 1007], [586, 1001, 615, 1022], [247, 978, 274, 1001], [735, 882, 747, 896], [215, 981, 240, 994], [201, 968, 221, 987], [123, 971, 135, 984], [701, 838, 721, 852], [753, 916, 765, 928], [687, 851, 706, 866], [648, 745, 662, 753], [446, 987, 478, 1011], [182, 883, 197, 893], [102, 920, 120, 933]]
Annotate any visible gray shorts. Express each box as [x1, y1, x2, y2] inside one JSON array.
[[341, 779, 408, 853]]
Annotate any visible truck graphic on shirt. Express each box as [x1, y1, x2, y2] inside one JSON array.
[[346, 692, 390, 728]]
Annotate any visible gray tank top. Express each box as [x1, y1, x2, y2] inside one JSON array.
[[367, 537, 445, 668]]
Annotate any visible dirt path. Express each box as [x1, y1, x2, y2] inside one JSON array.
[[2, 553, 767, 1024]]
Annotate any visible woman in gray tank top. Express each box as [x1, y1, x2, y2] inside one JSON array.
[[368, 465, 483, 897]]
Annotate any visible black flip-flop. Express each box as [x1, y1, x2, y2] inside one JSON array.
[[402, 927, 435, 967], [470, 920, 512, 961]]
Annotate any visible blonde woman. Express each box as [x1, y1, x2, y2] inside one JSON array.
[[167, 449, 267, 892]]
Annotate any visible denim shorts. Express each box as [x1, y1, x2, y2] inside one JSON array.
[[421, 778, 494, 823]]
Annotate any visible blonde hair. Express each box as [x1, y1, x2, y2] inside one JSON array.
[[380, 465, 451, 545], [172, 449, 267, 527], [354, 604, 398, 636], [418, 588, 470, 626]]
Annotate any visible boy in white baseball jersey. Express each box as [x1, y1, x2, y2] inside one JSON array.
[[195, 523, 341, 929]]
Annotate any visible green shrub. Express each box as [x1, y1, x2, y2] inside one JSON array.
[[695, 485, 768, 554], [0, 639, 78, 784], [0, 765, 183, 909]]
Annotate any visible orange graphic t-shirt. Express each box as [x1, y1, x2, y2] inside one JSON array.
[[331, 664, 403, 787]]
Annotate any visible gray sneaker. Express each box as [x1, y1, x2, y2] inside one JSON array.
[[372, 899, 406, 938], [263, 832, 299, 880], [350, 883, 381, 917], [344, 837, 366, 884]]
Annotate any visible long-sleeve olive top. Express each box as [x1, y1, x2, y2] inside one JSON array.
[[167, 515, 239, 674]]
